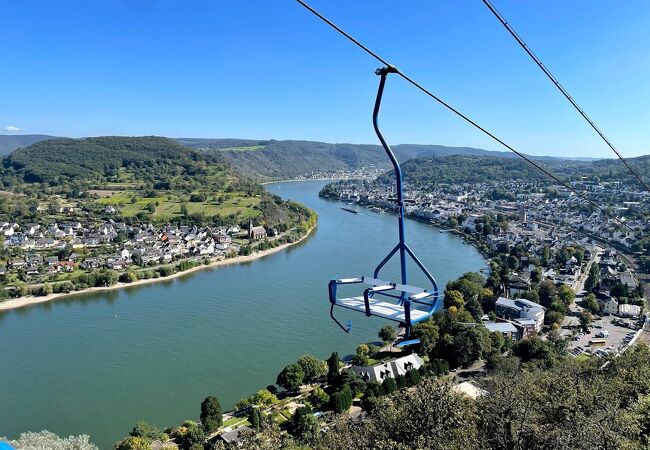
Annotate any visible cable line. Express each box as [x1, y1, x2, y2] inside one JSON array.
[[294, 0, 632, 230], [481, 0, 650, 193]]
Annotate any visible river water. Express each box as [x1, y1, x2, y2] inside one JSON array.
[[0, 180, 485, 448]]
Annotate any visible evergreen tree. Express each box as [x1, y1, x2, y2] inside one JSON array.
[[200, 396, 222, 432]]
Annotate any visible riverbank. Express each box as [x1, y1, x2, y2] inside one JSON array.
[[0, 226, 316, 313]]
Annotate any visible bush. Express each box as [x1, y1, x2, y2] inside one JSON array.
[[383, 377, 397, 395], [405, 369, 422, 387], [309, 387, 330, 409]]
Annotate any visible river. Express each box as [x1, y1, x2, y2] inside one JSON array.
[[0, 180, 485, 448]]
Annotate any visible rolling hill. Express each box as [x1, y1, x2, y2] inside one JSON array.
[[177, 138, 516, 180]]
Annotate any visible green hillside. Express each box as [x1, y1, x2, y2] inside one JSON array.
[[177, 138, 513, 180], [0, 136, 313, 229]]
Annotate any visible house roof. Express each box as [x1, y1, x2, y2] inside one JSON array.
[[352, 354, 424, 384], [484, 322, 518, 334], [220, 425, 253, 444]]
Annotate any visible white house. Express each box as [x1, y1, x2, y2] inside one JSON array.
[[352, 354, 424, 383]]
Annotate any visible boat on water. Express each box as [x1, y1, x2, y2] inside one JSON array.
[[341, 207, 359, 214]]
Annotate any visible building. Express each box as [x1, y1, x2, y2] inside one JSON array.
[[247, 217, 267, 241], [618, 303, 641, 318], [216, 425, 253, 447], [495, 297, 545, 333], [352, 354, 424, 383], [483, 321, 519, 340], [598, 297, 619, 315]]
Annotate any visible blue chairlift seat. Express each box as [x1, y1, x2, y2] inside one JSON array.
[[327, 66, 441, 338]]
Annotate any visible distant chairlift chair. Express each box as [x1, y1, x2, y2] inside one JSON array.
[[328, 66, 441, 338]]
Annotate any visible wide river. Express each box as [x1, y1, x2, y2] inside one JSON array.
[[0, 180, 485, 448]]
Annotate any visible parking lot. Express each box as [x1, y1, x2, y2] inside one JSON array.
[[567, 316, 638, 357]]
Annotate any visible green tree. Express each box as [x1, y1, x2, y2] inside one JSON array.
[[290, 406, 318, 445], [309, 387, 330, 409], [175, 422, 205, 450], [578, 310, 594, 331], [583, 293, 600, 314], [557, 284, 575, 306], [327, 352, 340, 384], [585, 264, 600, 292], [330, 384, 353, 413], [129, 421, 161, 441], [200, 396, 222, 432], [383, 377, 398, 395], [444, 289, 465, 310], [252, 389, 278, 407], [352, 343, 370, 366], [297, 354, 327, 382], [276, 363, 305, 392], [249, 407, 263, 431], [406, 368, 422, 386], [378, 325, 397, 344], [114, 436, 150, 450]]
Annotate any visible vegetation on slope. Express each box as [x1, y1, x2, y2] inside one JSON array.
[[0, 136, 313, 228]]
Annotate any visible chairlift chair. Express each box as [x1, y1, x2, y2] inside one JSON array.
[[328, 66, 441, 338]]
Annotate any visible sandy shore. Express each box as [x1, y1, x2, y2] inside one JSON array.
[[0, 226, 315, 312]]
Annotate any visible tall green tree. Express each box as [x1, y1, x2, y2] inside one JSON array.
[[200, 396, 222, 432]]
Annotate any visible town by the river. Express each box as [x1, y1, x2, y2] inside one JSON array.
[[0, 180, 485, 448]]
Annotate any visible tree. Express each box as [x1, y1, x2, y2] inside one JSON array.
[[129, 421, 161, 441], [383, 377, 398, 395], [378, 325, 397, 344], [200, 396, 222, 432], [578, 310, 594, 331], [327, 352, 340, 384], [538, 280, 557, 307], [249, 407, 263, 430], [352, 344, 370, 366], [585, 264, 600, 292], [309, 386, 330, 409], [557, 284, 575, 306], [336, 369, 366, 396], [583, 293, 600, 314], [252, 389, 278, 407], [276, 363, 305, 392], [5, 431, 97, 450], [413, 319, 440, 356], [290, 406, 318, 445], [330, 384, 353, 413], [115, 436, 150, 450], [297, 354, 327, 382], [42, 283, 53, 295], [180, 203, 189, 217], [444, 289, 465, 310], [405, 368, 422, 387], [175, 422, 205, 450]]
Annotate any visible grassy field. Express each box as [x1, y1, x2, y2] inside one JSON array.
[[96, 191, 261, 220]]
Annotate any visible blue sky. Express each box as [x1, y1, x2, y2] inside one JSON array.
[[1, 1, 649, 157]]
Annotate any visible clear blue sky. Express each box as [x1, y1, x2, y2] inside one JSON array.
[[1, 1, 648, 157]]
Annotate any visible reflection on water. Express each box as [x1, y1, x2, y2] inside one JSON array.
[[0, 180, 485, 448]]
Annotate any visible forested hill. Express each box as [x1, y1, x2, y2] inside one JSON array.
[[373, 153, 650, 190], [0, 134, 60, 156], [376, 154, 551, 188], [2, 136, 213, 185], [177, 138, 514, 180]]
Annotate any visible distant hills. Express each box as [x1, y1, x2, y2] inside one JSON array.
[[177, 138, 527, 179], [0, 134, 60, 155], [2, 135, 648, 188]]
